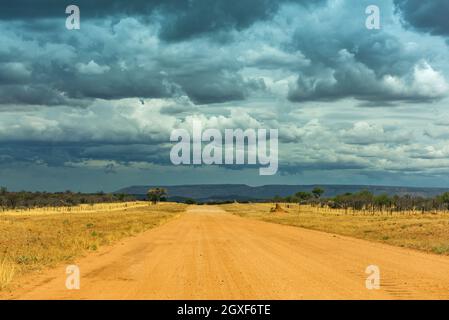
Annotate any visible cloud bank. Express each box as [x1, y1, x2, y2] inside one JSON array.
[[0, 0, 448, 191]]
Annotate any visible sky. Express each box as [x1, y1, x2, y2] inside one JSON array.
[[0, 0, 449, 192]]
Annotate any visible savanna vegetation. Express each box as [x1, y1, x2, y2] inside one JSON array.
[[0, 187, 135, 211], [0, 202, 187, 291], [274, 187, 449, 214]]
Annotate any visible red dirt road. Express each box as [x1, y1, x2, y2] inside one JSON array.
[[5, 206, 449, 300]]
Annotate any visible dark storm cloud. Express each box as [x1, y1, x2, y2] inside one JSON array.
[[0, 7, 271, 106], [3, 0, 442, 107], [0, 0, 326, 41], [0, 62, 31, 84], [394, 0, 449, 37], [157, 0, 327, 41], [0, 85, 87, 106], [60, 65, 260, 104], [0, 142, 173, 168], [0, 1, 158, 20], [0, 29, 244, 105], [61, 69, 171, 101], [287, 1, 448, 104], [0, 142, 82, 166], [178, 72, 265, 104]]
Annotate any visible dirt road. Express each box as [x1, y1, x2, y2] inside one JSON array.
[[5, 206, 449, 299]]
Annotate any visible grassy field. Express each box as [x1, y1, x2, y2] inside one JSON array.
[[0, 202, 186, 290], [0, 201, 148, 215], [221, 203, 449, 256]]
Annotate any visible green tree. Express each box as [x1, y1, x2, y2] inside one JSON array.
[[295, 191, 313, 201], [312, 187, 325, 199], [437, 192, 449, 210], [374, 193, 391, 210], [147, 188, 168, 204], [184, 198, 196, 205]]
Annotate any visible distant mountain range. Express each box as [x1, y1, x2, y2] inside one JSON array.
[[115, 184, 449, 202]]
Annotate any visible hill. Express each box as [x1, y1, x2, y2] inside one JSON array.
[[115, 184, 449, 202]]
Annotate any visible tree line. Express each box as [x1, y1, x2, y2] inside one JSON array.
[[0, 187, 136, 210], [274, 187, 449, 213]]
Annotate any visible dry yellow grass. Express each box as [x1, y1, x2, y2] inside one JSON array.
[[1, 201, 148, 216], [221, 203, 449, 256], [0, 202, 186, 290], [0, 259, 15, 290]]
